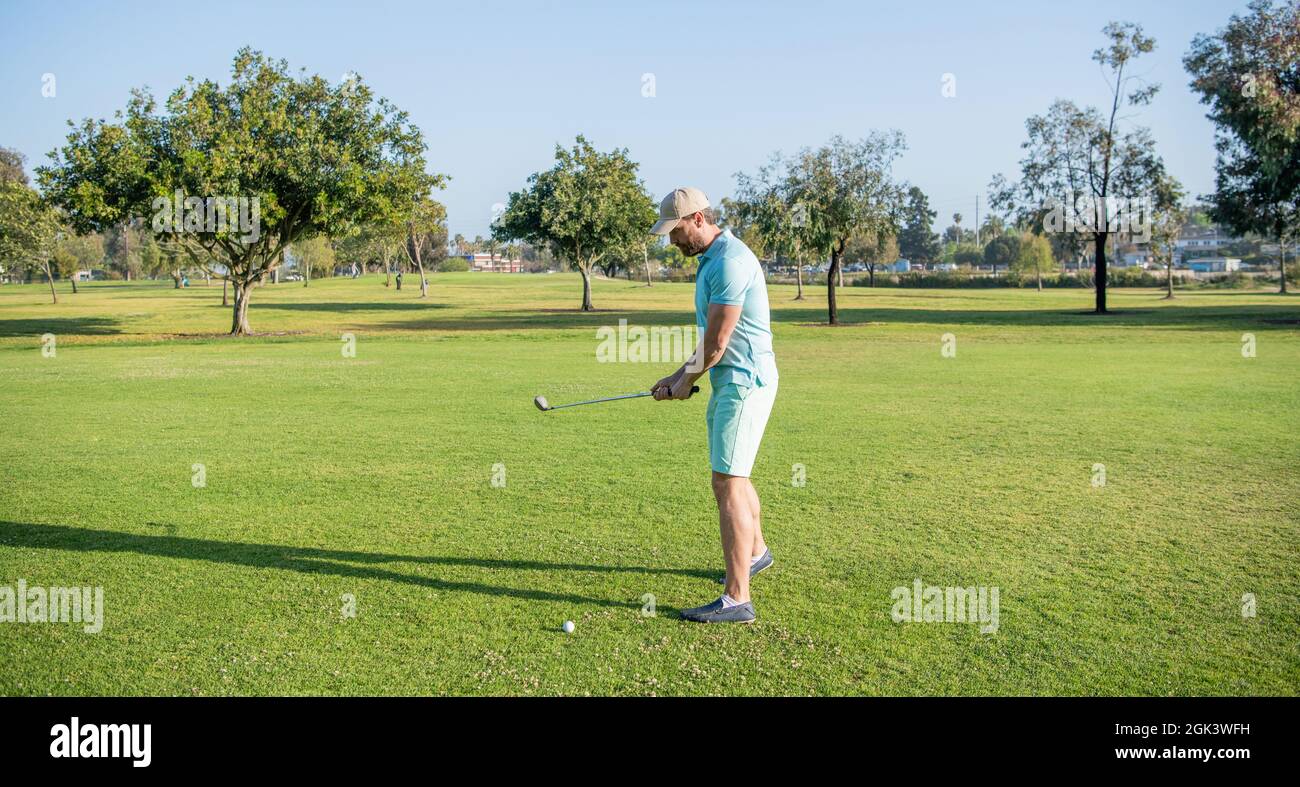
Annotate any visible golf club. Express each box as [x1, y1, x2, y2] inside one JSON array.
[[534, 385, 699, 412]]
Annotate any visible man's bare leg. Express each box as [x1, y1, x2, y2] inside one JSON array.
[[747, 478, 767, 558], [713, 472, 754, 603]]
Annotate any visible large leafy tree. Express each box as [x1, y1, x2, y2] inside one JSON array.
[[495, 135, 655, 311], [37, 48, 434, 334], [0, 180, 62, 302], [990, 22, 1167, 313], [1185, 0, 1300, 294], [783, 132, 907, 324]]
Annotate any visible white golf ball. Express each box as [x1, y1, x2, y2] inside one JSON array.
[[562, 620, 575, 634]]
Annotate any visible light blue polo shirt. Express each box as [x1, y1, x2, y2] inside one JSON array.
[[694, 229, 778, 389]]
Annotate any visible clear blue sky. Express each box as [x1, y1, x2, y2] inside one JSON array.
[[0, 0, 1246, 239]]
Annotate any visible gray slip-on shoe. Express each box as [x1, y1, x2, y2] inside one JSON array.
[[716, 548, 773, 584], [679, 597, 757, 624]]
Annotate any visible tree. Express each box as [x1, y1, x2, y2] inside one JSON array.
[[1147, 172, 1187, 299], [51, 246, 80, 293], [292, 236, 336, 285], [898, 186, 941, 266], [735, 153, 810, 300], [1013, 233, 1057, 291], [495, 135, 655, 311], [339, 223, 404, 286], [0, 146, 28, 185], [781, 132, 908, 324], [990, 22, 1167, 313], [55, 232, 104, 293], [951, 246, 982, 268], [38, 48, 433, 334], [0, 180, 62, 302], [980, 214, 1006, 243], [983, 234, 1020, 276], [844, 230, 898, 286], [1185, 0, 1300, 294], [719, 196, 769, 262], [403, 195, 448, 298]]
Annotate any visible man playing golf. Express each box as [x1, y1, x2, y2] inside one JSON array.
[[650, 187, 778, 624]]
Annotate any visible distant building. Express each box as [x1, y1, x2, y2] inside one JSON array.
[[1175, 227, 1242, 253], [467, 253, 521, 273]]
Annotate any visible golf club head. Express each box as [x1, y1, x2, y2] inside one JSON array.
[[533, 395, 551, 411]]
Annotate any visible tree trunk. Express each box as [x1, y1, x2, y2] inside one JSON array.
[[418, 263, 428, 298], [1036, 264, 1043, 293], [173, 269, 182, 289], [1279, 239, 1289, 294], [828, 243, 843, 325], [44, 262, 58, 304], [222, 278, 229, 306], [1093, 231, 1109, 313], [70, 275, 78, 294], [579, 266, 593, 311], [1164, 261, 1174, 299], [795, 261, 805, 300], [230, 280, 252, 335], [868, 264, 875, 287]]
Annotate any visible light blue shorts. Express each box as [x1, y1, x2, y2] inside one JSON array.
[[706, 380, 778, 477]]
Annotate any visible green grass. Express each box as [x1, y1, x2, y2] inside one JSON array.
[[1, 273, 1297, 695]]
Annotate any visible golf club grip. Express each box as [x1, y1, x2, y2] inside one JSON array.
[[648, 385, 701, 399]]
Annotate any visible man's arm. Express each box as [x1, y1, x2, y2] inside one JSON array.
[[652, 302, 741, 400]]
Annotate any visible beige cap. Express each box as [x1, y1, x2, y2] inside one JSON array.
[[650, 187, 710, 235]]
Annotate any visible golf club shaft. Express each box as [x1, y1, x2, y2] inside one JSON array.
[[549, 385, 700, 410]]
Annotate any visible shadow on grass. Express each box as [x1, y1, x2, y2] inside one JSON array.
[[363, 301, 1300, 332], [0, 316, 122, 337], [0, 521, 713, 609], [801, 302, 1300, 330], [252, 301, 450, 312]]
